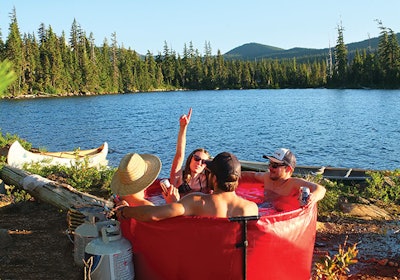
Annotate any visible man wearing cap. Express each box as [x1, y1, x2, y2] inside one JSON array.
[[115, 152, 258, 221], [241, 148, 326, 211]]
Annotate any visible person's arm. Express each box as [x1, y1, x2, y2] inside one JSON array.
[[162, 184, 180, 203], [169, 108, 192, 187], [240, 171, 266, 184], [294, 178, 326, 203], [308, 182, 326, 203], [118, 202, 185, 222]]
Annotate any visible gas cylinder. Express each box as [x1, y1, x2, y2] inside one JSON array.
[[85, 220, 134, 280], [73, 215, 98, 266]]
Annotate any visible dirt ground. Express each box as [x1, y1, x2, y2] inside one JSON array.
[[0, 197, 399, 280], [314, 216, 400, 279]]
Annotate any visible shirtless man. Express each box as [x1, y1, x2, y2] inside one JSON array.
[[241, 148, 326, 211], [115, 152, 259, 221]]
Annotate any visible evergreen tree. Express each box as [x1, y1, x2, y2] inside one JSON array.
[[161, 41, 176, 86], [215, 50, 227, 88], [349, 50, 363, 86], [111, 32, 121, 92], [69, 19, 83, 92], [333, 22, 348, 85], [22, 33, 40, 93], [45, 25, 65, 93], [98, 38, 113, 92], [85, 32, 100, 92], [59, 31, 74, 93], [5, 7, 24, 95], [145, 51, 159, 89], [377, 21, 400, 86], [119, 46, 136, 91]]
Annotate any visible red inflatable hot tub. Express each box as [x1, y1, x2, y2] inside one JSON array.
[[120, 179, 317, 280]]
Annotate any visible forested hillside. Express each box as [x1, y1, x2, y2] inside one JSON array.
[[224, 34, 400, 62], [1, 8, 400, 98]]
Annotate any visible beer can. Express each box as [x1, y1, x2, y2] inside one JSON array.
[[299, 186, 310, 206], [160, 178, 171, 189]]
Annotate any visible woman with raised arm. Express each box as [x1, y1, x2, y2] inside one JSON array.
[[169, 108, 212, 197]]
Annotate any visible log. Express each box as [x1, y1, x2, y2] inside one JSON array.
[[0, 164, 113, 211]]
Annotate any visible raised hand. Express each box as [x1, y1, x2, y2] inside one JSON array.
[[179, 107, 192, 127]]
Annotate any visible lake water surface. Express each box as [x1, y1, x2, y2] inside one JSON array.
[[1, 89, 399, 177]]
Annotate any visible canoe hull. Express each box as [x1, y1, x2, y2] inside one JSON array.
[[7, 141, 108, 169], [240, 160, 371, 182]]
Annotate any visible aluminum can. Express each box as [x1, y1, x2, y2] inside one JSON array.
[[299, 186, 310, 206], [160, 178, 171, 189]]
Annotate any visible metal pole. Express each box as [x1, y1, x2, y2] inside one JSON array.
[[229, 216, 259, 280]]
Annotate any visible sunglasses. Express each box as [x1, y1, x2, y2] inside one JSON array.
[[269, 162, 287, 169], [193, 154, 207, 164]]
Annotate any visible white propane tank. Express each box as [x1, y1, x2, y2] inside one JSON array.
[[74, 215, 98, 266], [85, 220, 134, 280]]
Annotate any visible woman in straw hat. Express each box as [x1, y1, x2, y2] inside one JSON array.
[[111, 153, 162, 206], [169, 108, 212, 198]]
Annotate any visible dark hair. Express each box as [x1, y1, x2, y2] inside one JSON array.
[[182, 148, 212, 190], [216, 174, 239, 192]]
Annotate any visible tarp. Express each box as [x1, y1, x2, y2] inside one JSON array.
[[120, 180, 317, 280]]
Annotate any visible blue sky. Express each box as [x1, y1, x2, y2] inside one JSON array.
[[1, 0, 399, 55]]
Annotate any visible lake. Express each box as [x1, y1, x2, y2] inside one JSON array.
[[1, 89, 399, 177]]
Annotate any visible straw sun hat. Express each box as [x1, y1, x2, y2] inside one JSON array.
[[110, 153, 161, 196]]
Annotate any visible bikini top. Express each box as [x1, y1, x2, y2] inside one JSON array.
[[178, 174, 209, 194]]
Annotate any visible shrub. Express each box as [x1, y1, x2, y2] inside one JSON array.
[[6, 185, 32, 203], [314, 236, 358, 279], [23, 158, 116, 198], [363, 169, 400, 203]]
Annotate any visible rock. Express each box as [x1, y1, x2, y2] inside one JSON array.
[[356, 196, 370, 204], [339, 202, 391, 220]]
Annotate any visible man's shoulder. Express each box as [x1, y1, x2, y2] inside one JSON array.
[[180, 192, 209, 203], [287, 176, 309, 185], [241, 197, 259, 216], [237, 195, 258, 207], [178, 193, 210, 216]]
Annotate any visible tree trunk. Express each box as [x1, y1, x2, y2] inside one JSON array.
[[0, 164, 113, 211]]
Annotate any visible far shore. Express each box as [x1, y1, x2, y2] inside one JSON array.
[[1, 88, 190, 100]]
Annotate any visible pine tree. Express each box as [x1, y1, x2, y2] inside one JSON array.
[[333, 22, 348, 85], [98, 38, 112, 92], [23, 33, 40, 93], [69, 19, 83, 92], [5, 7, 24, 96], [110, 32, 121, 92], [377, 21, 400, 86]]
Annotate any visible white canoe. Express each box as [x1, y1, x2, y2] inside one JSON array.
[[7, 141, 108, 169]]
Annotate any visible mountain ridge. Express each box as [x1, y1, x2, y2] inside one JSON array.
[[223, 33, 400, 61]]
